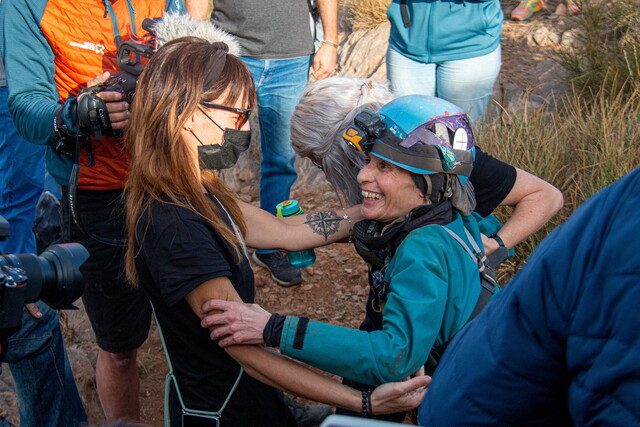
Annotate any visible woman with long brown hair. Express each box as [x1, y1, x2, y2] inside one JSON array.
[[124, 36, 427, 426]]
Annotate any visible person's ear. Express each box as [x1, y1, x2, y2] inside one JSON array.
[[182, 113, 197, 131]]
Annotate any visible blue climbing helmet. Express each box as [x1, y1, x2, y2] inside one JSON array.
[[342, 95, 475, 185]]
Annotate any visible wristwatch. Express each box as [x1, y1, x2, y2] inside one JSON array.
[[488, 233, 505, 249]]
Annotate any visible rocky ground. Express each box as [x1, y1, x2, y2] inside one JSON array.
[[0, 3, 582, 425]]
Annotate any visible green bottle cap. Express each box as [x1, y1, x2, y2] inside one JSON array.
[[276, 200, 302, 217]]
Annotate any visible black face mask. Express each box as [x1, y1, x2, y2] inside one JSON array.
[[197, 128, 252, 170]]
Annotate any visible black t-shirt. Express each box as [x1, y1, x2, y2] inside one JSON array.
[[135, 194, 295, 427], [470, 147, 517, 217]]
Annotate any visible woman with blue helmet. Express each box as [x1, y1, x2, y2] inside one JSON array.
[[201, 95, 503, 422]]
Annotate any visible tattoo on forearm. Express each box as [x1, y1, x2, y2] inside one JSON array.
[[304, 211, 343, 240]]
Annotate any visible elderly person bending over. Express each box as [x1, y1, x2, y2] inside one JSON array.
[[202, 96, 503, 422], [290, 76, 563, 256]]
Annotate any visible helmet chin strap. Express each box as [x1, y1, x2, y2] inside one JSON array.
[[411, 173, 429, 196], [411, 173, 457, 205]]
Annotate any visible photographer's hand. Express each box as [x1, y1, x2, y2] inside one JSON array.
[[25, 303, 42, 319], [79, 72, 130, 131]]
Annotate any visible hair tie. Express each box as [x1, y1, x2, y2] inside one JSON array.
[[357, 80, 373, 107], [203, 44, 229, 90]]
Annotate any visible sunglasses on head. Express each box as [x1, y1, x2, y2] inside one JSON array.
[[200, 100, 252, 129]]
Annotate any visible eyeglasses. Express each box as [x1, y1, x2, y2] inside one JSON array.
[[200, 100, 252, 129]]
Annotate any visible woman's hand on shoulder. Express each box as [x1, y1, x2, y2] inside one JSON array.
[[200, 299, 271, 347]]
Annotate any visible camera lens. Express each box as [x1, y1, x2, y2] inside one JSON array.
[[0, 243, 88, 309]]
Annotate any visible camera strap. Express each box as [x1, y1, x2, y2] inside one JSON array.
[[67, 141, 126, 247]]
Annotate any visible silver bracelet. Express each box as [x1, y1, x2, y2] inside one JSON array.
[[341, 207, 352, 225]]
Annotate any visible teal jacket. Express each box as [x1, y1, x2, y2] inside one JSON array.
[[387, 0, 503, 63], [279, 212, 501, 385]]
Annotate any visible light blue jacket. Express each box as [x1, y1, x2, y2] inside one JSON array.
[[387, 0, 503, 63]]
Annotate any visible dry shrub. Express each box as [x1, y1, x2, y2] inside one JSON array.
[[478, 83, 640, 280], [555, 0, 640, 100], [342, 0, 392, 30]]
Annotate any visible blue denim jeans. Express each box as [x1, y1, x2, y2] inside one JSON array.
[[4, 302, 87, 427], [241, 56, 310, 254], [386, 46, 502, 122], [1, 86, 87, 426], [0, 86, 46, 254]]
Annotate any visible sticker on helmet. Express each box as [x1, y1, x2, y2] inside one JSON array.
[[453, 128, 468, 151]]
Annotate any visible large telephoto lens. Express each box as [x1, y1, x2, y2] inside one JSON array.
[[0, 243, 88, 309]]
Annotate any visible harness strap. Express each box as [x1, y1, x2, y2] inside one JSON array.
[[424, 226, 499, 374], [442, 226, 497, 293], [154, 195, 248, 426], [152, 303, 244, 427]]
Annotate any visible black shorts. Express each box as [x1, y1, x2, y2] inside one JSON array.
[[61, 186, 151, 353]]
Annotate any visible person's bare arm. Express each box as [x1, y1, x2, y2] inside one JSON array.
[[311, 0, 338, 79], [240, 201, 361, 251], [184, 277, 429, 413], [483, 167, 563, 255], [184, 0, 211, 20]]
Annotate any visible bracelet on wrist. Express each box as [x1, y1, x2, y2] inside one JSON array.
[[342, 207, 354, 242], [321, 39, 338, 48], [488, 233, 505, 249], [341, 207, 352, 226], [361, 388, 372, 418]]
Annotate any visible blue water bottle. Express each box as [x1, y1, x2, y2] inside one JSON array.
[[276, 200, 316, 269]]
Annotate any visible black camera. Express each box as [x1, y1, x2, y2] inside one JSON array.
[[101, 37, 155, 104], [0, 215, 88, 362], [75, 18, 160, 140]]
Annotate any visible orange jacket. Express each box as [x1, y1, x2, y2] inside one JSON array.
[[3, 0, 182, 189]]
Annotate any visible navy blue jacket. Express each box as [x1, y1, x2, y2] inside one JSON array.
[[419, 168, 640, 426]]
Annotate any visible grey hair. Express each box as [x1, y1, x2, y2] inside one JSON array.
[[291, 76, 395, 206]]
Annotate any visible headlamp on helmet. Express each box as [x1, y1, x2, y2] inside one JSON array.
[[341, 96, 476, 183]]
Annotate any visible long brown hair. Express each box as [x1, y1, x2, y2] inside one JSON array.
[[124, 37, 256, 285]]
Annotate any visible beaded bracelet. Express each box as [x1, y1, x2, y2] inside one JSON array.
[[361, 388, 372, 418]]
